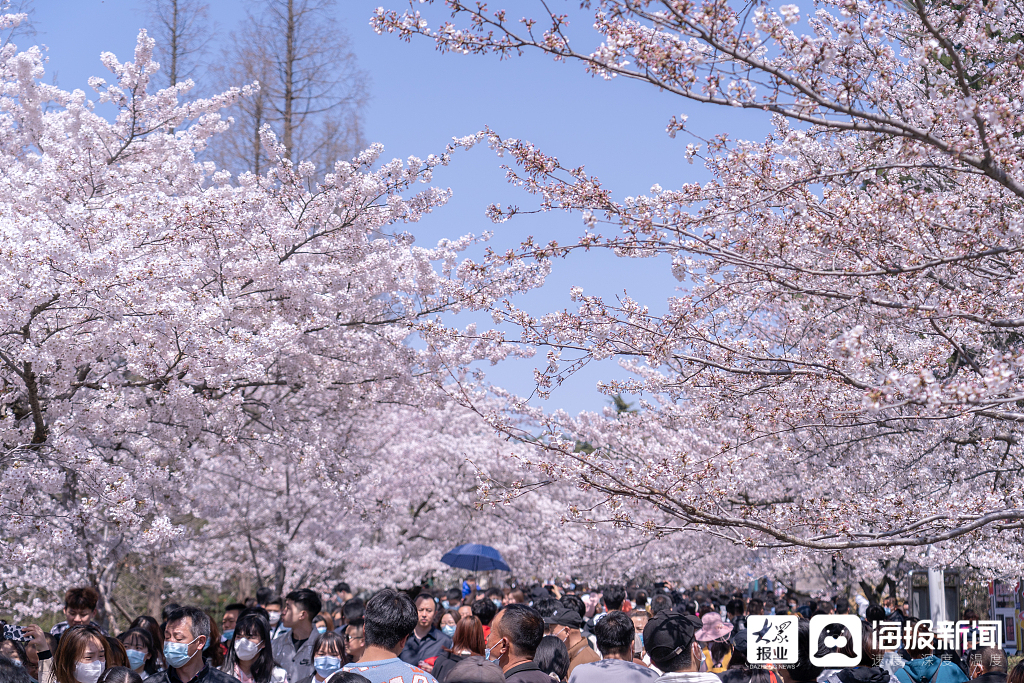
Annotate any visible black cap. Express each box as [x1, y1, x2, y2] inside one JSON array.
[[643, 612, 703, 663], [542, 604, 583, 629]]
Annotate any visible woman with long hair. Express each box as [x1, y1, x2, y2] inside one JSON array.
[[296, 632, 347, 683], [117, 628, 159, 679], [127, 618, 164, 671], [533, 635, 569, 682], [432, 616, 484, 683], [51, 626, 112, 683], [220, 613, 285, 683]]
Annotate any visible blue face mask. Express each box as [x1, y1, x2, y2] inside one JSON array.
[[316, 626, 327, 635], [491, 599, 502, 609], [221, 630, 234, 643], [442, 624, 456, 638], [313, 656, 341, 678], [164, 637, 200, 669], [126, 649, 147, 671], [441, 600, 450, 610]]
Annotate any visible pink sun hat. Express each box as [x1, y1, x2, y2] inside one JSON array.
[[695, 611, 734, 641]]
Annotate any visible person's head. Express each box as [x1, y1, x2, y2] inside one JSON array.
[[264, 599, 282, 627], [21, 640, 40, 681], [643, 612, 703, 674], [559, 595, 586, 619], [53, 625, 112, 683], [506, 590, 525, 605], [778, 619, 822, 683], [0, 656, 32, 683], [533, 597, 562, 632], [720, 668, 752, 683], [117, 628, 157, 676], [0, 641, 26, 667], [342, 598, 364, 626], [486, 604, 544, 669], [161, 604, 181, 622], [97, 667, 143, 683], [312, 613, 334, 636], [533, 636, 569, 681], [450, 615, 485, 657], [255, 588, 275, 608], [865, 604, 885, 624], [834, 598, 849, 615], [602, 586, 626, 612], [413, 594, 437, 631], [747, 599, 764, 616], [969, 648, 1008, 678], [635, 590, 649, 610], [465, 576, 477, 590], [127, 618, 161, 666], [222, 604, 246, 640], [333, 583, 351, 601], [630, 611, 650, 640], [64, 587, 101, 629], [439, 610, 461, 639], [223, 612, 273, 683], [1008, 661, 1024, 683], [343, 620, 365, 662], [904, 620, 932, 660], [593, 611, 635, 660], [163, 606, 210, 670], [311, 631, 346, 679], [283, 589, 321, 629], [363, 589, 416, 654], [652, 594, 674, 617], [458, 603, 474, 620], [444, 656, 505, 683], [545, 603, 584, 644], [471, 598, 497, 627]]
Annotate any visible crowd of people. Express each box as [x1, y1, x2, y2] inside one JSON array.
[[1, 580, 1022, 683]]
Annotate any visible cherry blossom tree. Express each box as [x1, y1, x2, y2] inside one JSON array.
[[376, 0, 1024, 574], [0, 24, 539, 617]]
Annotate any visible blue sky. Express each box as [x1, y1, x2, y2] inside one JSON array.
[[26, 0, 772, 415]]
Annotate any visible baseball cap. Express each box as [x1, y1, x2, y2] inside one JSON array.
[[643, 612, 703, 663], [543, 604, 584, 629], [445, 656, 506, 683]]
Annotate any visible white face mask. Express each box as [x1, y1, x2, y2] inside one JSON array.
[[267, 612, 281, 625], [75, 661, 105, 683], [234, 638, 262, 662]]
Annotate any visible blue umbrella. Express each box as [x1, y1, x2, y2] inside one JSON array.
[[440, 543, 511, 572]]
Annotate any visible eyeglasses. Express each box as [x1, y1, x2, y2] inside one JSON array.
[[344, 634, 364, 642]]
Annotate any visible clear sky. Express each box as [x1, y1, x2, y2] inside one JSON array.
[[25, 0, 772, 415]]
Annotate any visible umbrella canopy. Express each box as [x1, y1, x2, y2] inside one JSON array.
[[440, 543, 511, 572]]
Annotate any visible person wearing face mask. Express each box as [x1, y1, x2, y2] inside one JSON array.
[[117, 629, 158, 680], [399, 595, 452, 671], [219, 613, 286, 683], [221, 607, 245, 646], [50, 625, 111, 683], [146, 606, 239, 683], [544, 605, 599, 679], [262, 601, 286, 641], [642, 613, 720, 683], [431, 615, 484, 683], [481, 604, 547, 683], [294, 631, 346, 683], [311, 616, 333, 639], [340, 589, 438, 683]]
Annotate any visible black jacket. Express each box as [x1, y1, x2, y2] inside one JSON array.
[[505, 661, 554, 683], [431, 651, 467, 683], [148, 663, 241, 683]]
